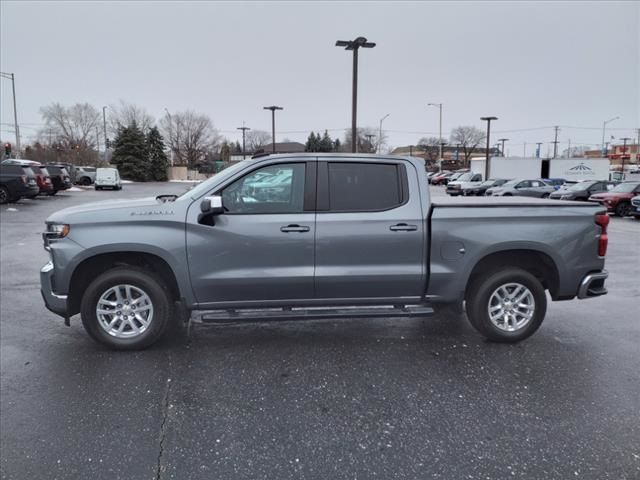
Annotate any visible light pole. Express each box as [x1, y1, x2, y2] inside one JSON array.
[[481, 116, 498, 180], [263, 106, 283, 153], [498, 138, 509, 157], [535, 142, 543, 158], [335, 36, 376, 153], [237, 123, 250, 159], [164, 108, 175, 166], [601, 116, 619, 155], [620, 137, 631, 178], [102, 106, 108, 152], [378, 113, 390, 153], [427, 103, 443, 171], [0, 72, 21, 154]]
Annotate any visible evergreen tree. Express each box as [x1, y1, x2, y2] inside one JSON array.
[[305, 132, 318, 152], [333, 138, 342, 152], [111, 122, 149, 181], [146, 126, 169, 181], [319, 130, 334, 152]]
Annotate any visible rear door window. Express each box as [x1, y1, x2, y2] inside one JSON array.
[[326, 162, 405, 212]]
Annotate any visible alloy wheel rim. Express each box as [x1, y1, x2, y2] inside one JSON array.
[[96, 284, 154, 338], [487, 282, 535, 332]]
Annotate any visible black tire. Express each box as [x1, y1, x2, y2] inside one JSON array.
[[465, 267, 547, 343], [80, 267, 171, 350], [0, 186, 9, 204], [541, 193, 550, 199], [94, 186, 101, 191], [79, 177, 91, 186], [503, 193, 513, 196], [614, 202, 630, 217], [47, 189, 58, 196]]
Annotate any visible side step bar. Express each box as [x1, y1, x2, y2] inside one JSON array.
[[198, 305, 434, 325]]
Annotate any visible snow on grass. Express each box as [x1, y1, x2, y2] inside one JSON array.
[[67, 187, 84, 192]]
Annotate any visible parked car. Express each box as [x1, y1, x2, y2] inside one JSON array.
[[631, 196, 640, 220], [95, 168, 122, 190], [45, 165, 72, 194], [549, 180, 617, 201], [0, 164, 40, 204], [588, 181, 640, 217], [429, 171, 452, 186], [41, 153, 609, 350], [487, 179, 555, 198], [53, 164, 97, 185], [446, 172, 483, 196], [442, 170, 470, 186], [463, 178, 510, 196], [1, 159, 54, 196]]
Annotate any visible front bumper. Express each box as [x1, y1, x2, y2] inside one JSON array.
[[577, 270, 608, 299], [40, 261, 69, 318]]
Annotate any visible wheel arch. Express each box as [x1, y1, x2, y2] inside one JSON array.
[[67, 251, 182, 316]]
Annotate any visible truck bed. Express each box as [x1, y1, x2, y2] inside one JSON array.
[[432, 196, 595, 208]]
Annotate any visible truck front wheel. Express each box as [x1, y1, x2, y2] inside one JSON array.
[[80, 268, 171, 350], [465, 268, 547, 342]]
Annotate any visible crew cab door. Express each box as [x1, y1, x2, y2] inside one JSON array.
[[314, 160, 425, 301], [185, 160, 316, 306]]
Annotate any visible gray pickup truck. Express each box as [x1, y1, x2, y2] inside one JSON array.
[[40, 154, 610, 349]]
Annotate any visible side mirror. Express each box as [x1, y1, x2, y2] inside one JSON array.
[[200, 195, 224, 215]]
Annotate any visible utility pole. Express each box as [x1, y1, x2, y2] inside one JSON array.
[[498, 138, 509, 157], [567, 139, 571, 158], [0, 72, 21, 154], [601, 116, 619, 155], [428, 103, 443, 171], [455, 143, 460, 165], [523, 141, 526, 158], [237, 123, 250, 159], [535, 142, 543, 158], [480, 116, 498, 180], [102, 106, 108, 152], [378, 113, 390, 154], [263, 106, 283, 153], [620, 137, 631, 179], [95, 126, 100, 159], [409, 145, 413, 157], [335, 37, 376, 153], [365, 134, 375, 153], [552, 126, 560, 159]]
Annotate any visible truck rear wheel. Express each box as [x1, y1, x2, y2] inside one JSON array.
[[80, 267, 171, 350], [465, 267, 546, 342]]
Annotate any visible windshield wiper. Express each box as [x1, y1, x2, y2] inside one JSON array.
[[156, 194, 178, 203]]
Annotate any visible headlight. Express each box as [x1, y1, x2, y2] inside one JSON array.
[[47, 223, 70, 238]]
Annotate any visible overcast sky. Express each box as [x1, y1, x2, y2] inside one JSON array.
[[1, 1, 638, 155]]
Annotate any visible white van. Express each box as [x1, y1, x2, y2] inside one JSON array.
[[95, 168, 122, 190]]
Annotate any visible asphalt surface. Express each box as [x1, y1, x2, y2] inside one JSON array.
[[1, 183, 638, 480]]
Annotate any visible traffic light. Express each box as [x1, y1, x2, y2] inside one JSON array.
[[4, 142, 11, 157]]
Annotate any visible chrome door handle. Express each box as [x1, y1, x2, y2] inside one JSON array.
[[280, 224, 310, 233], [389, 223, 417, 232]]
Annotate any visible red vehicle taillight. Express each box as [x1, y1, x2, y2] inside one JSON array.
[[595, 213, 609, 257]]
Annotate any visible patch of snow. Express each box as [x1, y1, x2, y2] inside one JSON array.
[[121, 180, 134, 184], [6, 208, 18, 212], [67, 187, 84, 192], [170, 179, 201, 183]]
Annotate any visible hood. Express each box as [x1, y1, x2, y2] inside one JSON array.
[[46, 196, 168, 223]]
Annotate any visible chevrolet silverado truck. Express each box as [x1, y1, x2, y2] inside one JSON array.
[[40, 154, 610, 350]]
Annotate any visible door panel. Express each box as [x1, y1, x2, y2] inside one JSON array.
[[185, 161, 315, 305], [314, 161, 425, 300]]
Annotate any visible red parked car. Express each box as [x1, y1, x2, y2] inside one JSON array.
[[588, 181, 640, 217], [1, 159, 54, 196], [430, 171, 452, 185]]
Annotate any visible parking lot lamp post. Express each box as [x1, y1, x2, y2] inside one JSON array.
[[237, 123, 250, 159], [0, 72, 20, 154], [480, 116, 498, 180], [102, 106, 108, 152], [263, 106, 283, 153], [428, 103, 443, 171], [601, 116, 619, 155], [378, 113, 390, 153], [336, 37, 376, 153]]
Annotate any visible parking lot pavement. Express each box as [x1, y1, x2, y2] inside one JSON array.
[[1, 184, 639, 480]]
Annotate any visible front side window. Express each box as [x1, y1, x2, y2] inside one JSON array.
[[221, 163, 306, 214], [328, 162, 403, 212]]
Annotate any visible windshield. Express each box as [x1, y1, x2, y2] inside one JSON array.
[[567, 181, 596, 191], [611, 182, 639, 193], [177, 160, 253, 200], [500, 180, 519, 188], [456, 173, 475, 181]]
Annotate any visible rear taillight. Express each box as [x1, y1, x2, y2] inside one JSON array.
[[21, 175, 27, 184], [595, 213, 609, 257]]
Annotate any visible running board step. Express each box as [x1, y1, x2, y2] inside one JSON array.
[[198, 305, 434, 325]]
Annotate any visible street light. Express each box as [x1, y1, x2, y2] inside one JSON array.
[[378, 113, 390, 153], [427, 103, 443, 171], [602, 116, 619, 155], [263, 106, 283, 153], [237, 123, 250, 159], [0, 72, 20, 154], [498, 138, 509, 157], [335, 36, 376, 153], [480, 116, 498, 180]]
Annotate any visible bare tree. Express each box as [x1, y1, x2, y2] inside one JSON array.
[[159, 110, 220, 168], [417, 136, 441, 163], [108, 100, 155, 136], [245, 130, 271, 152], [343, 127, 381, 153], [449, 126, 486, 166]]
